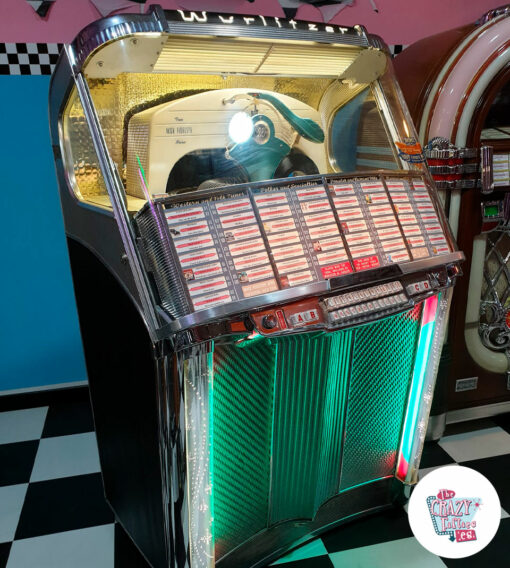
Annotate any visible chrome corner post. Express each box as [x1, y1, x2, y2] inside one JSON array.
[[69, 46, 161, 340]]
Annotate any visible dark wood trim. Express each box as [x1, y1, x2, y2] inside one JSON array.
[[394, 24, 475, 132]]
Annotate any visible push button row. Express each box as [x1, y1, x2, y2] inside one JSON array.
[[329, 293, 408, 324], [289, 309, 320, 326], [405, 280, 431, 296], [324, 280, 403, 311]]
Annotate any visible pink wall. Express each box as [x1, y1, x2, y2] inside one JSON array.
[[0, 0, 507, 45]]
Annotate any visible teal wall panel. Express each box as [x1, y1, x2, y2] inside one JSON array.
[[0, 76, 87, 392]]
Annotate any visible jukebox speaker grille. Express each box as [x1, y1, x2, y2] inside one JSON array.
[[135, 207, 190, 318], [212, 339, 276, 558], [270, 331, 353, 524], [183, 305, 424, 561], [340, 304, 422, 490]]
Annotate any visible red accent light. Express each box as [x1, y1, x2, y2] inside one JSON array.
[[397, 456, 409, 480], [422, 295, 438, 325]]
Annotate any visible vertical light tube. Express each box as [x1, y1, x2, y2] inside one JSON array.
[[184, 344, 215, 568], [397, 294, 441, 483]]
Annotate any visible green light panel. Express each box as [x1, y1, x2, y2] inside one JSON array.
[[212, 339, 276, 558], [339, 305, 422, 490], [208, 306, 424, 560], [270, 331, 353, 523]]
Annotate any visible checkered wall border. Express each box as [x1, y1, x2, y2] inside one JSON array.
[[0, 43, 62, 75], [0, 42, 407, 75]]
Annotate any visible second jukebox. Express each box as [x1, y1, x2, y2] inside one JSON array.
[[395, 5, 510, 428], [50, 8, 463, 568]]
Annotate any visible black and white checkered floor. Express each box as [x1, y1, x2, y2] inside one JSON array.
[[1, 388, 509, 567]]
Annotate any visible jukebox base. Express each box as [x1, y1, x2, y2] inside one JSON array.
[[219, 477, 403, 568]]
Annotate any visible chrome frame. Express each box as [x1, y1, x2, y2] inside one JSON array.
[[72, 72, 161, 336]]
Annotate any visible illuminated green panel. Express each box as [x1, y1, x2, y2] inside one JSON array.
[[270, 331, 353, 523], [484, 204, 499, 217], [339, 306, 422, 490], [211, 307, 423, 559], [212, 339, 276, 558]]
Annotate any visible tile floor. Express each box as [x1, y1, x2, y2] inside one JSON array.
[[1, 388, 509, 567]]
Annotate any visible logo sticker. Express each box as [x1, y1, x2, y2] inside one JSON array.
[[408, 466, 500, 558], [395, 137, 426, 163]]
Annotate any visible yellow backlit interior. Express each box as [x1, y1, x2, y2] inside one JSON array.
[[61, 32, 395, 212]]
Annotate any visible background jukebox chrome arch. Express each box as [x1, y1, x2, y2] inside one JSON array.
[[395, 5, 510, 430]]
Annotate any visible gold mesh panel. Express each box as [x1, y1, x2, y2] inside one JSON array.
[[62, 88, 110, 201]]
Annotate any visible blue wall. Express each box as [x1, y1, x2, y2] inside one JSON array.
[[0, 76, 88, 392]]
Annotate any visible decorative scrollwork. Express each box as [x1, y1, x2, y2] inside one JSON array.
[[480, 302, 510, 351], [479, 229, 510, 376]]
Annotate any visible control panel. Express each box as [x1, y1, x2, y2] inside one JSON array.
[[249, 271, 445, 336]]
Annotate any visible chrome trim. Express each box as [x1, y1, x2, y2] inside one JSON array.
[[71, 9, 167, 72], [425, 147, 478, 159], [73, 73, 161, 336], [164, 282, 329, 334], [428, 163, 478, 175], [398, 252, 465, 274], [434, 178, 480, 190], [165, 20, 368, 46], [446, 400, 510, 423], [402, 290, 452, 484], [481, 145, 495, 194], [425, 412, 446, 441], [478, 4, 510, 25], [366, 34, 390, 52], [69, 7, 369, 75]]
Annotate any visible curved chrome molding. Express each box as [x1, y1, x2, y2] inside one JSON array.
[[73, 73, 161, 337], [398, 251, 464, 274], [156, 251, 464, 335], [425, 148, 478, 160], [70, 7, 167, 72], [366, 34, 390, 53], [163, 281, 329, 334], [68, 6, 370, 75], [478, 4, 510, 24]]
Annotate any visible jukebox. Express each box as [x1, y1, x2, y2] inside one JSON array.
[[395, 5, 510, 429], [49, 8, 463, 568]]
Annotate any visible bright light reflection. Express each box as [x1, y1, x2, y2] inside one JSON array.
[[228, 112, 254, 144]]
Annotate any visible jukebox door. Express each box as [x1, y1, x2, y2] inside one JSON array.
[[448, 72, 510, 411]]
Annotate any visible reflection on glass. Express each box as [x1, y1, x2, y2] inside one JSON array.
[[481, 80, 510, 140]]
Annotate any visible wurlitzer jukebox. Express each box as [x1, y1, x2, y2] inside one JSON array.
[[49, 8, 463, 568], [395, 5, 510, 429]]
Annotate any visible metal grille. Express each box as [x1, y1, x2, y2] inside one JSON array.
[[126, 119, 150, 198], [339, 306, 422, 490], [481, 230, 510, 307], [206, 307, 423, 560], [479, 229, 510, 357], [270, 331, 352, 523], [355, 97, 399, 171], [135, 205, 190, 318], [212, 339, 276, 559]]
